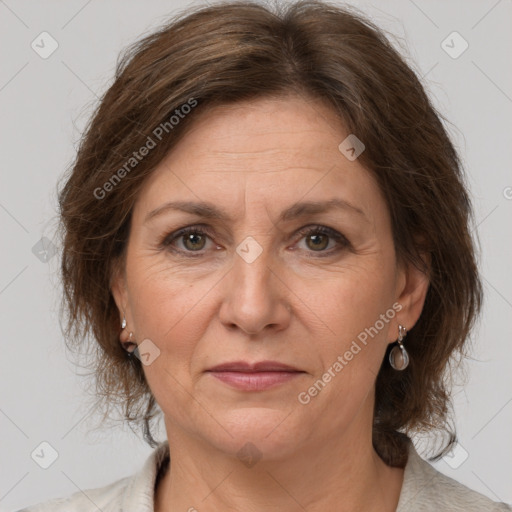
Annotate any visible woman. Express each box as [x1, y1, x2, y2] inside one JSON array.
[[19, 0, 511, 510]]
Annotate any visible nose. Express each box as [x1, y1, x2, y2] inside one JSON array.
[[218, 242, 292, 337]]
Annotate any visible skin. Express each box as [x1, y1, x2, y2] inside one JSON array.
[[112, 95, 429, 512]]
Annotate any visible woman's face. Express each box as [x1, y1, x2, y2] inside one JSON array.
[[113, 95, 427, 460]]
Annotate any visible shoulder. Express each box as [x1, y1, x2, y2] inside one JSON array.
[[397, 441, 512, 512], [16, 441, 170, 512], [15, 476, 129, 512]]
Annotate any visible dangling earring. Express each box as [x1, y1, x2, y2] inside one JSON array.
[[120, 316, 137, 356], [121, 331, 137, 356], [389, 325, 409, 370]]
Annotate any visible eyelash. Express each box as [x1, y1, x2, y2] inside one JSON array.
[[160, 224, 350, 258]]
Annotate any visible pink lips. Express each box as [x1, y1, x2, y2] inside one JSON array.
[[206, 361, 304, 391]]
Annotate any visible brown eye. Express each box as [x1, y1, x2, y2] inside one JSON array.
[[295, 225, 350, 256], [305, 233, 329, 251], [182, 232, 207, 251], [161, 225, 214, 255]]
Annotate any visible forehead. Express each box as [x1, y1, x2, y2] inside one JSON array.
[[133, 96, 385, 223], [168, 95, 348, 168]]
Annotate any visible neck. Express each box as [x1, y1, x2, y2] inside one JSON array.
[[155, 411, 405, 511]]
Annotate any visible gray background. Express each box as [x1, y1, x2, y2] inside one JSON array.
[[1, 0, 511, 509]]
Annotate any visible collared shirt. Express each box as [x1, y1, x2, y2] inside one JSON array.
[[18, 440, 511, 511]]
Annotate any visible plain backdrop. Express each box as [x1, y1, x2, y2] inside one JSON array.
[[1, 0, 511, 510]]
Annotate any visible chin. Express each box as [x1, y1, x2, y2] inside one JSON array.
[[203, 407, 305, 462]]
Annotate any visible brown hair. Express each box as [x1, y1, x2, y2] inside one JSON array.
[[58, 0, 482, 466]]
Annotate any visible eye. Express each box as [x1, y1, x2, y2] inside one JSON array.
[[160, 224, 350, 258], [160, 225, 216, 255], [294, 225, 350, 256]]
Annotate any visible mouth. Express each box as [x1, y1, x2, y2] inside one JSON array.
[[205, 360, 305, 391]]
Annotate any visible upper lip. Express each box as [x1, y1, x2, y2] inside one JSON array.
[[206, 361, 303, 372]]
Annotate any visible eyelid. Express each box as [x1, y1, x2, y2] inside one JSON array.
[[294, 224, 348, 241]]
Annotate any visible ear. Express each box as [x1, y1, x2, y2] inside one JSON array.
[[390, 255, 430, 342], [110, 257, 129, 326]]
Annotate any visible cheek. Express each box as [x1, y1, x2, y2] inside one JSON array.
[[298, 259, 397, 402], [127, 260, 212, 363], [296, 269, 396, 422], [127, 268, 215, 416], [305, 261, 396, 340]]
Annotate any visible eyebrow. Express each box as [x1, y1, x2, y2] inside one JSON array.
[[144, 198, 368, 224]]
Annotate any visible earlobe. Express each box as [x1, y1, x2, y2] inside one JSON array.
[[110, 262, 137, 355]]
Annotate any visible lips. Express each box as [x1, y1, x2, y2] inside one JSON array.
[[206, 361, 305, 391], [206, 360, 302, 373]]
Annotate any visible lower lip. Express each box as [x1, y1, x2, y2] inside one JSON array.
[[207, 371, 303, 391]]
